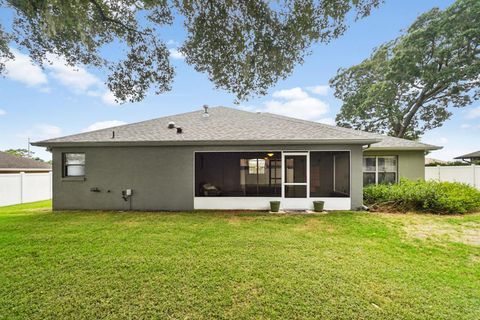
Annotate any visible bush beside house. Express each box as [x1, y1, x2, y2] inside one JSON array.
[[364, 179, 480, 214]]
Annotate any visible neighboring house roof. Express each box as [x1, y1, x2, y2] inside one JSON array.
[[0, 151, 51, 171], [454, 150, 480, 159], [32, 106, 440, 150], [425, 157, 447, 165]]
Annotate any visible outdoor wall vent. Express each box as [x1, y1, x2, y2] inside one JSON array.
[[168, 121, 175, 129], [176, 127, 183, 134], [202, 105, 209, 118]]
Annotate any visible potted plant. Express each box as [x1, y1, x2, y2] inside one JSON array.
[[270, 201, 281, 212], [313, 201, 325, 212]]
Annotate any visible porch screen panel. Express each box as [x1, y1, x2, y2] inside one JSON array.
[[310, 151, 350, 197], [195, 152, 281, 197]]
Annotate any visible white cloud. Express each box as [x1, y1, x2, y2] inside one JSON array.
[[101, 91, 119, 105], [466, 106, 480, 119], [82, 120, 127, 132], [169, 48, 185, 60], [87, 90, 119, 106], [306, 85, 329, 96], [272, 87, 309, 100], [243, 87, 330, 122], [3, 49, 48, 87], [2, 48, 118, 105], [460, 123, 480, 130], [45, 54, 102, 92], [263, 98, 328, 120], [424, 136, 449, 147], [18, 124, 62, 141], [0, 108, 6, 116], [44, 53, 119, 105], [265, 88, 329, 121]]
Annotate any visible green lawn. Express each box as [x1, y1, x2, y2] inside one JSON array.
[[0, 201, 479, 319]]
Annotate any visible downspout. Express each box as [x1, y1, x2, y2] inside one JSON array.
[[360, 144, 370, 211]]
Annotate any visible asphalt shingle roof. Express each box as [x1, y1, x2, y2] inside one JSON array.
[[33, 107, 440, 150], [454, 150, 480, 159], [0, 151, 52, 169]]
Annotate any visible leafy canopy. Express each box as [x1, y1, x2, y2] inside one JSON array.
[[331, 0, 480, 139], [0, 0, 381, 103], [3, 148, 46, 162]]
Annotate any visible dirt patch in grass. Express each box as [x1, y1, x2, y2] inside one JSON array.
[[227, 216, 256, 226], [404, 220, 480, 246], [294, 218, 335, 233], [25, 207, 51, 212], [469, 254, 480, 264]]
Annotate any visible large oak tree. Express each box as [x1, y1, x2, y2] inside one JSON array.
[[331, 0, 480, 139], [0, 0, 381, 103]]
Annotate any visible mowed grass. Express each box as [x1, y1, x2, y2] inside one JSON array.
[[0, 201, 479, 319]]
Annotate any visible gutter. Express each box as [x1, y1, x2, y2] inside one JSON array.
[[32, 138, 382, 148], [0, 168, 52, 172], [364, 146, 443, 151]]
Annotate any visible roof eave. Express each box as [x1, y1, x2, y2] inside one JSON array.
[[454, 156, 480, 160], [0, 168, 52, 171], [32, 138, 381, 148], [365, 146, 443, 151]]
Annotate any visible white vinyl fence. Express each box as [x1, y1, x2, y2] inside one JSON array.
[[0, 172, 52, 207], [425, 165, 480, 189]]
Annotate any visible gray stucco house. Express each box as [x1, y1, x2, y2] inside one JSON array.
[[33, 106, 440, 211]]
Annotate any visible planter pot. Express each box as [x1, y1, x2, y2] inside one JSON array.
[[313, 201, 325, 212], [270, 201, 281, 212]]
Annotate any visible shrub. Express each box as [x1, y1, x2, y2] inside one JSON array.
[[363, 179, 480, 214]]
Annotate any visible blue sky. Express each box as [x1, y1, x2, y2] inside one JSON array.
[[1, 0, 479, 161]]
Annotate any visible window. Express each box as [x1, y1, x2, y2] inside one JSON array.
[[63, 153, 85, 177], [363, 156, 397, 186], [248, 159, 265, 174], [310, 151, 350, 197], [195, 152, 281, 197]]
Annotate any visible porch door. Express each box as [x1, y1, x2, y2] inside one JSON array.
[[283, 153, 308, 199]]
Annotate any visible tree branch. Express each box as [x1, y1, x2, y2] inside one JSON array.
[[398, 84, 448, 137], [88, 0, 145, 36]]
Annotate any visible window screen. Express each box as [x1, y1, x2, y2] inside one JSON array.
[[310, 151, 350, 197], [195, 152, 281, 197], [63, 153, 85, 177]]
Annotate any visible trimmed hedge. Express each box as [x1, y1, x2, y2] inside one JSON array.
[[364, 179, 480, 214]]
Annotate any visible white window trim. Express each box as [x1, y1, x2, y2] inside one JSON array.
[[363, 156, 398, 185], [63, 152, 86, 178]]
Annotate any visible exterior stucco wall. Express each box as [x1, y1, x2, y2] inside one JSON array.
[[363, 150, 426, 181], [51, 144, 364, 211]]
